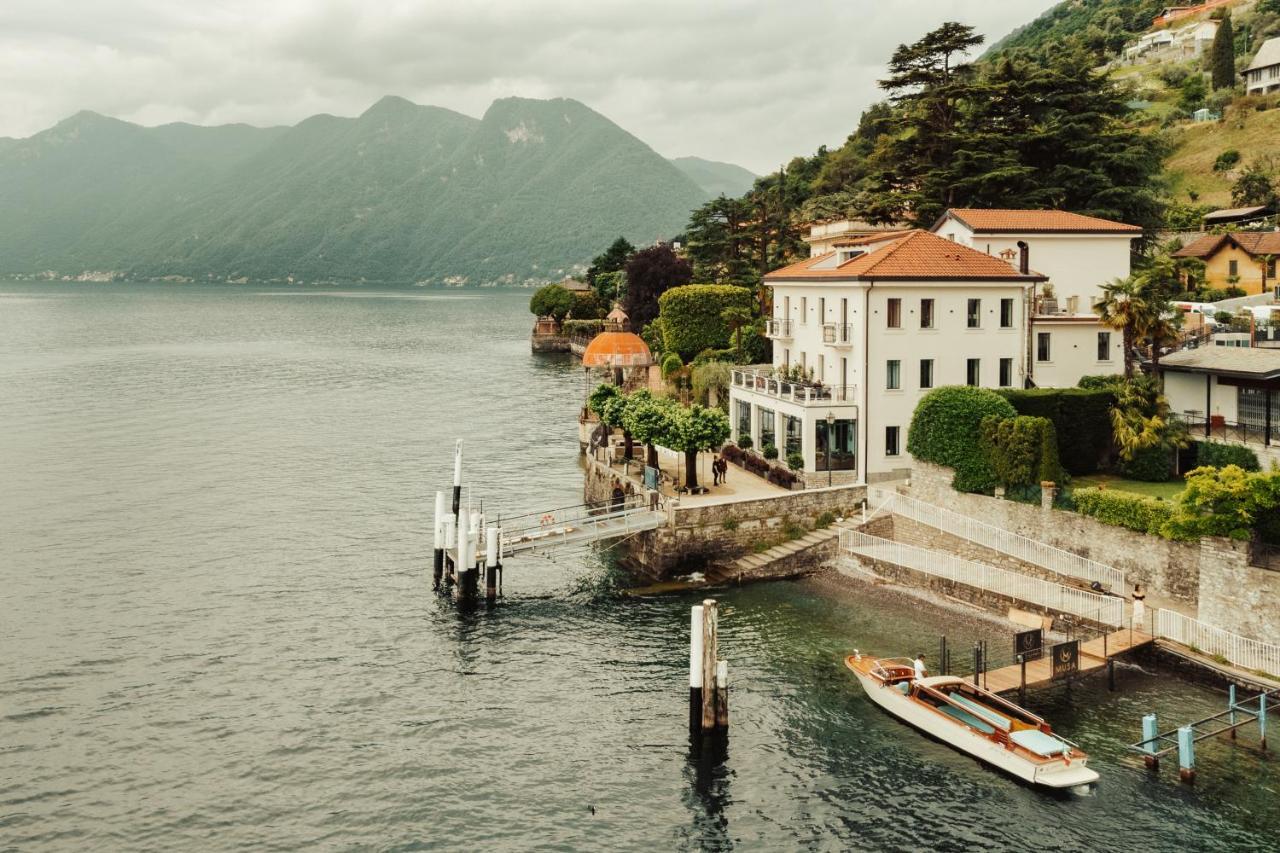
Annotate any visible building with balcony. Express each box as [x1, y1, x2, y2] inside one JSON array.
[[802, 219, 909, 257], [931, 209, 1139, 387], [729, 229, 1045, 483], [1161, 347, 1280, 464]]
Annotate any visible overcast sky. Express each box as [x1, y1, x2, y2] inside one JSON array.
[[0, 0, 1052, 174]]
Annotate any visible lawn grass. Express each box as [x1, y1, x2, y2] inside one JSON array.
[[1070, 473, 1185, 501]]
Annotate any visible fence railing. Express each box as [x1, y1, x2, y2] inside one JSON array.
[[867, 488, 1126, 592], [841, 529, 1126, 627], [1155, 609, 1280, 677]]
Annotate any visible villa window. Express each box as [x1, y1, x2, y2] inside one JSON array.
[[1000, 298, 1014, 328], [966, 358, 980, 386], [1097, 332, 1112, 361], [999, 357, 1013, 388], [1037, 332, 1051, 362], [758, 407, 776, 450], [1269, 259, 1277, 278], [816, 418, 858, 471], [920, 298, 934, 329], [1229, 260, 1239, 277], [885, 426, 900, 457], [886, 359, 901, 390], [819, 297, 826, 322], [784, 414, 803, 459], [735, 400, 751, 441], [886, 298, 902, 328], [967, 298, 981, 328], [920, 359, 934, 389], [801, 297, 808, 324]]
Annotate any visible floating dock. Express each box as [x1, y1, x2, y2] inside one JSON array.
[[981, 629, 1155, 695]]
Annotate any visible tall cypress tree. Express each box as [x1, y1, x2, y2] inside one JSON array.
[[1211, 15, 1236, 91]]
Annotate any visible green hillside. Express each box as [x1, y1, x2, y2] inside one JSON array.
[[0, 96, 710, 285], [670, 156, 757, 198], [987, 1, 1165, 59]]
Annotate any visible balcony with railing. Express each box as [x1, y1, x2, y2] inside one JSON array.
[[765, 318, 793, 339], [822, 322, 854, 346], [730, 366, 857, 406], [1175, 411, 1275, 446]]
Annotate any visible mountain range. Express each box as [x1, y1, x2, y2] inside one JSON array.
[[0, 96, 752, 285]]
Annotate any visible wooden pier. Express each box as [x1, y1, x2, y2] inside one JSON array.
[[981, 629, 1155, 695]]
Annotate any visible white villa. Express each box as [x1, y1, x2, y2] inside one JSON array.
[[729, 209, 1144, 484], [1244, 37, 1280, 96]]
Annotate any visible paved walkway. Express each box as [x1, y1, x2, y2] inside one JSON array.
[[592, 444, 790, 506]]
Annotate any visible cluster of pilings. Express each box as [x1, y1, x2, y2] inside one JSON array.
[[689, 599, 729, 736], [1137, 685, 1272, 784], [432, 440, 502, 604]]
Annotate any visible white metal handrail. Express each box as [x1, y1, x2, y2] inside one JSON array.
[[868, 488, 1126, 592], [1155, 609, 1280, 677], [841, 529, 1125, 627]]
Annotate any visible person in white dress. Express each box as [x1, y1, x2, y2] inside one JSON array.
[[1132, 583, 1146, 630]]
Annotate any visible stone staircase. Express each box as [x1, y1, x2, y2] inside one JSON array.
[[707, 528, 842, 584]]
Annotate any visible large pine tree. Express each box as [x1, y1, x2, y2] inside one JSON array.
[[1211, 14, 1235, 90]]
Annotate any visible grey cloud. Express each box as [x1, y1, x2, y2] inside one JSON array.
[[0, 0, 1051, 173]]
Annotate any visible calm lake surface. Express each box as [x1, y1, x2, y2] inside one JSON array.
[[1, 281, 1277, 851]]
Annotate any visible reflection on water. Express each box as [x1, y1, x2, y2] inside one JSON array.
[[0, 281, 1275, 851]]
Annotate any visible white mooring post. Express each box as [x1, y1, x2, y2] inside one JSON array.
[[1142, 712, 1159, 770], [484, 524, 500, 603], [452, 440, 463, 518], [432, 490, 446, 589], [1178, 725, 1196, 784], [689, 604, 704, 734]]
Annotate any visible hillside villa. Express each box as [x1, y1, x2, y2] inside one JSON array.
[[802, 219, 910, 256], [1160, 347, 1280, 455], [1124, 17, 1218, 63], [1173, 231, 1280, 295], [730, 209, 1143, 483], [1244, 36, 1280, 96]]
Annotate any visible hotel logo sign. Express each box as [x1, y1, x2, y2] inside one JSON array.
[[1014, 628, 1042, 662], [1051, 640, 1079, 680]]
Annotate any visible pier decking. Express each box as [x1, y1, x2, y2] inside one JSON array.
[[982, 629, 1155, 694]]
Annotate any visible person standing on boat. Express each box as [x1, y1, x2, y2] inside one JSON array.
[[913, 653, 928, 681], [1132, 584, 1146, 630]]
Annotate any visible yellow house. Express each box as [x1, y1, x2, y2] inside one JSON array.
[[1174, 232, 1280, 295]]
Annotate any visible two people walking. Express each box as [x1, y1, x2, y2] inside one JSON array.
[[711, 455, 728, 486]]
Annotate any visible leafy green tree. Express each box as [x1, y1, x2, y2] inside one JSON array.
[[1094, 277, 1152, 379], [587, 237, 634, 291], [719, 305, 755, 361], [1164, 465, 1280, 541], [1232, 164, 1279, 208], [1179, 73, 1207, 112], [663, 404, 730, 491], [529, 284, 575, 322], [594, 270, 626, 304], [622, 390, 674, 469], [657, 284, 755, 360], [1211, 15, 1236, 91], [690, 361, 731, 410], [622, 244, 692, 331], [686, 195, 757, 287], [600, 394, 635, 460]]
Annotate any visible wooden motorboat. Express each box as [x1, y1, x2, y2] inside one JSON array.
[[845, 653, 1099, 789]]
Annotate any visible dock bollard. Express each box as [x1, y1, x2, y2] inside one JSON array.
[[689, 605, 704, 734], [715, 661, 729, 729], [1178, 725, 1195, 784], [1261, 691, 1268, 752], [432, 491, 445, 589], [1142, 713, 1159, 770], [452, 440, 463, 516], [443, 516, 456, 588], [701, 600, 719, 733], [1229, 684, 1236, 739]]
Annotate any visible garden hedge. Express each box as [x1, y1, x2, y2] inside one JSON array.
[[980, 415, 1064, 488], [1072, 487, 1175, 537], [999, 387, 1115, 475], [1195, 441, 1260, 471], [657, 284, 755, 361], [908, 386, 1017, 493], [1116, 444, 1173, 482]]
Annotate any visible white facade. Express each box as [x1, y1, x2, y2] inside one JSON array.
[[1244, 37, 1280, 96], [1029, 318, 1124, 387], [731, 278, 1031, 482]]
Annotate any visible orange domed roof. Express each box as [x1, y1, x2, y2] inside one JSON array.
[[581, 331, 653, 368]]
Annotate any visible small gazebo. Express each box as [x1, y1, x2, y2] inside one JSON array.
[[581, 330, 654, 390], [604, 305, 630, 332]]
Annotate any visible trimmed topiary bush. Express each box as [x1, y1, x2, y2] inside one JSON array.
[[661, 352, 684, 379], [909, 386, 1017, 493], [787, 451, 804, 471], [999, 387, 1115, 475], [737, 435, 753, 450], [980, 415, 1064, 489], [657, 284, 755, 361], [1073, 487, 1174, 536], [762, 443, 779, 460], [1195, 441, 1260, 471]]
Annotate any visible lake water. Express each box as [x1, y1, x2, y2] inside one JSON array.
[[1, 282, 1277, 851]]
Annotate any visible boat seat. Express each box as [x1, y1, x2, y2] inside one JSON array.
[[937, 704, 996, 735], [1010, 729, 1070, 756], [896, 681, 910, 694], [948, 694, 1012, 731]]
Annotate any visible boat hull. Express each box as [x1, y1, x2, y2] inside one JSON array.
[[850, 665, 1098, 789]]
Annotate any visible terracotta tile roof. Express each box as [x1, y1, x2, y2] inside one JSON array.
[[765, 230, 1045, 281], [830, 230, 913, 248], [1173, 232, 1280, 258], [938, 208, 1142, 234]]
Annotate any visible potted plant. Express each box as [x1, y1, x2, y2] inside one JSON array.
[[762, 443, 778, 460]]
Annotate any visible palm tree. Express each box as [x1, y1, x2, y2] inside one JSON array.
[[1094, 277, 1153, 379], [720, 305, 754, 361]]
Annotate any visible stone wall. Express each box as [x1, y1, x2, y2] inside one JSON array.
[[531, 331, 570, 353], [908, 461, 1201, 604], [1197, 538, 1280, 640]]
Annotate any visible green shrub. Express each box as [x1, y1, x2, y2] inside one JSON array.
[[737, 435, 753, 450], [529, 284, 575, 321], [908, 386, 1017, 493], [1196, 441, 1260, 471], [656, 284, 755, 361], [1077, 374, 1124, 390], [661, 352, 684, 379], [722, 517, 739, 531], [999, 387, 1115, 474], [1073, 487, 1174, 536], [762, 443, 779, 460], [561, 318, 605, 336], [1164, 465, 1280, 541], [1213, 149, 1241, 172], [787, 451, 804, 471], [980, 415, 1064, 488], [781, 515, 807, 540], [1117, 444, 1173, 482], [815, 511, 836, 528]]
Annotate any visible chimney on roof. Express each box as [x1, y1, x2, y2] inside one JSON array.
[[1017, 241, 1030, 275]]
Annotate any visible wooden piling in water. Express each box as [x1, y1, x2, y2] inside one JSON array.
[[701, 599, 718, 733], [715, 660, 729, 729], [484, 525, 500, 603]]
